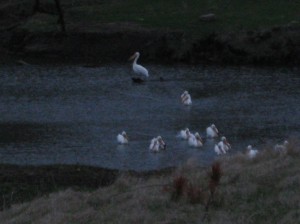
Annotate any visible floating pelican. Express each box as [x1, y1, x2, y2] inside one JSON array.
[[181, 90, 192, 106], [206, 124, 219, 138], [117, 131, 128, 144], [214, 136, 231, 155], [188, 132, 203, 147], [274, 140, 289, 153], [149, 136, 166, 152], [178, 128, 190, 140], [246, 145, 258, 159], [129, 52, 149, 82], [214, 144, 225, 155]]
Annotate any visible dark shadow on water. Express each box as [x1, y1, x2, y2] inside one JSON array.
[[0, 122, 69, 144]]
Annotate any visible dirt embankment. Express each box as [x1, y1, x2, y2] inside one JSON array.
[[1, 23, 300, 66]]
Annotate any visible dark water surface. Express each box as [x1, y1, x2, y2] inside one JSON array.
[[0, 65, 299, 170]]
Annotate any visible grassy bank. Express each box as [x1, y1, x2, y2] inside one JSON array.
[[0, 0, 299, 65], [0, 140, 299, 223], [66, 0, 299, 36], [5, 0, 298, 36]]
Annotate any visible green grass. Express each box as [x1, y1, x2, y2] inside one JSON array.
[[7, 0, 298, 37], [65, 0, 300, 36]]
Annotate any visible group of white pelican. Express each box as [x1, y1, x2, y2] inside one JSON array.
[[178, 125, 231, 155], [117, 124, 231, 155], [117, 52, 290, 158]]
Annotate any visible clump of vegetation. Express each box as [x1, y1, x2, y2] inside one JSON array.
[[165, 161, 222, 208], [169, 175, 188, 201]]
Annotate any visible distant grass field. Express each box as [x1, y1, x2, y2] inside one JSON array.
[[10, 0, 299, 37], [67, 0, 299, 34]]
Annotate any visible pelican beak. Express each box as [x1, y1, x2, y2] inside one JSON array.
[[129, 53, 136, 61], [186, 131, 190, 137], [159, 139, 166, 149], [226, 141, 231, 149], [214, 127, 219, 134]]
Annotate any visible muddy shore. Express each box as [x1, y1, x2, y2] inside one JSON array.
[[1, 23, 299, 66]]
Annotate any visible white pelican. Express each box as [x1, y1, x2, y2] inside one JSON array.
[[206, 124, 219, 138], [214, 136, 231, 155], [178, 128, 190, 140], [246, 145, 258, 159], [149, 136, 166, 152], [181, 90, 192, 106], [214, 144, 225, 155], [274, 140, 289, 153], [117, 131, 128, 144], [129, 52, 149, 79], [188, 132, 203, 147]]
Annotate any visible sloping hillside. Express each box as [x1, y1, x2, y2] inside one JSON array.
[[0, 140, 299, 223]]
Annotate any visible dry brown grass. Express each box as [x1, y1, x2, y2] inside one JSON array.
[[0, 139, 299, 224]]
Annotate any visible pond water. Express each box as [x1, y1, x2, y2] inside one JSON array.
[[0, 64, 299, 171]]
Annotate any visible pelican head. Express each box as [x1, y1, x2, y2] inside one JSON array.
[[221, 136, 231, 148], [181, 91, 188, 98], [185, 128, 191, 137], [157, 136, 166, 150], [129, 52, 140, 61], [247, 145, 252, 151], [195, 132, 203, 143], [211, 124, 219, 133], [122, 131, 128, 139]]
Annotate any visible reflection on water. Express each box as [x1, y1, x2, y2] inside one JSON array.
[[0, 65, 299, 170]]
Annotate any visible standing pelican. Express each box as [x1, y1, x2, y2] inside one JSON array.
[[181, 90, 192, 105], [149, 136, 166, 152], [117, 131, 128, 144], [246, 145, 258, 159], [206, 124, 219, 138], [129, 52, 149, 81]]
